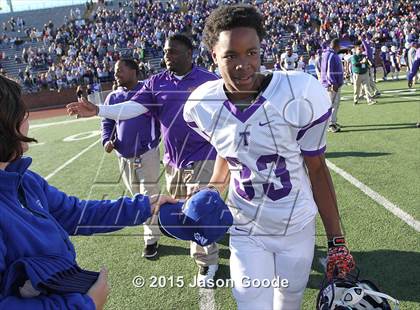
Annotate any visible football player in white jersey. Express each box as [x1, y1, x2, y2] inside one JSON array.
[[280, 46, 299, 71], [184, 5, 355, 310]]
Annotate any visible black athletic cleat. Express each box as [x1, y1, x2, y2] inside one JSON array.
[[328, 124, 341, 133], [142, 242, 158, 259]]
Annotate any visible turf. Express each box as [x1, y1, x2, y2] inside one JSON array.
[[26, 79, 419, 310]]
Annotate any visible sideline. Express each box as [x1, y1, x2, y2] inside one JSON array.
[[326, 159, 420, 232], [45, 140, 101, 181]]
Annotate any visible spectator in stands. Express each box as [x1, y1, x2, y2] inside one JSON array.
[[3, 0, 419, 92]]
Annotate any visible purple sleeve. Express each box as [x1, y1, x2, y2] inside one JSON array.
[[101, 92, 116, 145], [297, 108, 331, 156], [101, 118, 116, 145], [363, 41, 372, 60], [130, 78, 158, 115], [328, 55, 344, 88]]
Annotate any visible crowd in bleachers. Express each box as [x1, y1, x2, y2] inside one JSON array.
[[2, 16, 26, 33], [0, 0, 418, 93]]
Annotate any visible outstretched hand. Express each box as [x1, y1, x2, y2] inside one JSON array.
[[150, 194, 178, 215], [104, 141, 114, 153], [67, 97, 98, 118]]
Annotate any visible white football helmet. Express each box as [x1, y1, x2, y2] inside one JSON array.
[[317, 272, 400, 310], [381, 46, 389, 53]]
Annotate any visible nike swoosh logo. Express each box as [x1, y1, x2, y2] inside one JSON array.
[[234, 227, 249, 233], [259, 121, 272, 126]]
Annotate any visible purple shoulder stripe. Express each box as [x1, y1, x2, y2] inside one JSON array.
[[187, 121, 198, 128], [296, 108, 332, 140], [301, 145, 326, 156], [186, 120, 211, 139]]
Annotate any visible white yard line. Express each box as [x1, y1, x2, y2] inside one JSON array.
[[326, 159, 420, 232], [30, 117, 100, 129], [45, 139, 101, 181], [199, 288, 216, 310], [400, 97, 418, 101], [341, 90, 420, 98], [340, 95, 418, 101], [340, 87, 419, 101], [382, 89, 417, 94]]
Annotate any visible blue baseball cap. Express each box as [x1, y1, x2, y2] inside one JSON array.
[[158, 189, 233, 246]]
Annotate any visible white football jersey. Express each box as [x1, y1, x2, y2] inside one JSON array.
[[184, 71, 331, 236], [281, 52, 299, 70]]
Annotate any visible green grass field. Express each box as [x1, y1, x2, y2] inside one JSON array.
[[27, 79, 419, 310]]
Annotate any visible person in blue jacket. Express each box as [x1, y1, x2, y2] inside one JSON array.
[[0, 75, 177, 309]]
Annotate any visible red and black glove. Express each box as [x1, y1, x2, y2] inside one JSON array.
[[326, 236, 355, 280]]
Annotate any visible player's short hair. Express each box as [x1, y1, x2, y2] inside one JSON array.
[[118, 58, 140, 76], [354, 40, 363, 47], [166, 34, 193, 51], [330, 38, 340, 48], [203, 4, 266, 50], [0, 75, 37, 162]]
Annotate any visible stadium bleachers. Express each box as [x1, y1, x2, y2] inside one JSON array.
[[0, 4, 86, 38], [0, 40, 43, 77], [0, 1, 165, 81], [0, 0, 417, 92]]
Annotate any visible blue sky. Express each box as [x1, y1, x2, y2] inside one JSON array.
[[0, 0, 91, 14]]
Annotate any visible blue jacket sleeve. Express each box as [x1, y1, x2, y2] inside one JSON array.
[[101, 93, 116, 146], [39, 174, 152, 235], [0, 293, 95, 310], [0, 231, 95, 309]]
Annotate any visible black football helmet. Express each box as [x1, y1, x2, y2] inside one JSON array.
[[316, 270, 400, 310]]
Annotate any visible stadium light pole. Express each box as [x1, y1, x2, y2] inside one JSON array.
[[7, 0, 13, 13]]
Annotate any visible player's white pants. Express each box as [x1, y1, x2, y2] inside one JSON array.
[[230, 218, 315, 310]]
